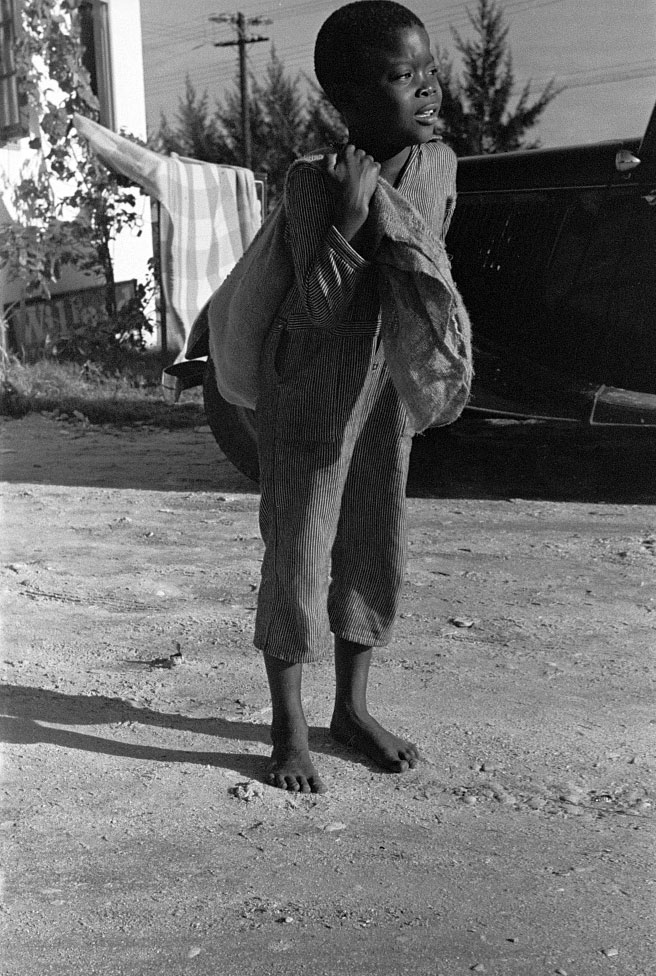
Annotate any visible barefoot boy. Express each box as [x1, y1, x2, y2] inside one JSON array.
[[254, 1, 459, 792]]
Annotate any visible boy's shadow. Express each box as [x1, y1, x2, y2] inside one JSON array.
[[1, 685, 340, 783]]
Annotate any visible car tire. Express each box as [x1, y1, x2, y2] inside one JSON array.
[[203, 359, 260, 483]]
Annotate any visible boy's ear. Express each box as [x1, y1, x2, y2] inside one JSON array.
[[326, 84, 355, 117]]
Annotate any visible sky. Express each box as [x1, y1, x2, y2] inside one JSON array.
[[139, 0, 656, 149]]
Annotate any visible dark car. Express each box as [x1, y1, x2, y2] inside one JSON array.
[[169, 102, 656, 482]]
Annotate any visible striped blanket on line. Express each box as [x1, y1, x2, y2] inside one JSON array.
[[73, 114, 261, 356]]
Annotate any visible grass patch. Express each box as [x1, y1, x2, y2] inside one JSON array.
[[0, 352, 206, 428]]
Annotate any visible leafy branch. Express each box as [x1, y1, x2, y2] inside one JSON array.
[[1, 0, 152, 356]]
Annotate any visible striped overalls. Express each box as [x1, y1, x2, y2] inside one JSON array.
[[254, 141, 457, 663]]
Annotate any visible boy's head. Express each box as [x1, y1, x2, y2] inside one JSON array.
[[314, 1, 441, 156], [314, 1, 425, 112]]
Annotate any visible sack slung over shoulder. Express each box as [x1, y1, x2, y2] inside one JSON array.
[[207, 198, 294, 411]]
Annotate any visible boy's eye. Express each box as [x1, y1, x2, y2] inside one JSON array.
[[391, 64, 438, 82]]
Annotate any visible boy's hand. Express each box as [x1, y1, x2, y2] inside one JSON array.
[[326, 145, 380, 242]]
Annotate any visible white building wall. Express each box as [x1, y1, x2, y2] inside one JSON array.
[[104, 0, 153, 293]]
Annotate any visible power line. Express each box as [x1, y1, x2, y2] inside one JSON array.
[[424, 0, 570, 31], [149, 45, 656, 93], [251, 0, 574, 73], [543, 65, 656, 92], [147, 55, 656, 109], [141, 19, 210, 44], [142, 0, 654, 107], [141, 0, 647, 81]]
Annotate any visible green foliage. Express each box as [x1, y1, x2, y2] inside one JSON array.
[[153, 48, 347, 208], [0, 0, 152, 357], [153, 78, 226, 161], [35, 269, 156, 364], [435, 0, 563, 155]]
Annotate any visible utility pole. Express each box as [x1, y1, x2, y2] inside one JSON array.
[[210, 12, 270, 170]]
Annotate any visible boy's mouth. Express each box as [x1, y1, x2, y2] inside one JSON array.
[[415, 106, 439, 122]]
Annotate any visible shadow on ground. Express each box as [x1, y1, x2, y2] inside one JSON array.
[[408, 418, 656, 503], [1, 413, 654, 502], [0, 685, 363, 782]]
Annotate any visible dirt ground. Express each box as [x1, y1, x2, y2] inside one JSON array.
[[1, 412, 655, 976]]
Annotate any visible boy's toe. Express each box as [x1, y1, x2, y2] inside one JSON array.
[[401, 743, 420, 763]]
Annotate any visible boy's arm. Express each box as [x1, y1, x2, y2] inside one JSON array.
[[284, 161, 374, 328]]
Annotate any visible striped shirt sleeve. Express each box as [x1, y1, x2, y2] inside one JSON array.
[[284, 162, 371, 329]]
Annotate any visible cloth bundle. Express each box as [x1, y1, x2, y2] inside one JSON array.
[[207, 157, 472, 430], [370, 178, 473, 431], [207, 198, 293, 409]]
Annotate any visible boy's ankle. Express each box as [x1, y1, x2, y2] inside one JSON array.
[[331, 699, 369, 724], [271, 714, 309, 744]]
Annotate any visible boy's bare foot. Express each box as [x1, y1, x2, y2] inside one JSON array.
[[266, 723, 327, 793], [330, 707, 420, 772]]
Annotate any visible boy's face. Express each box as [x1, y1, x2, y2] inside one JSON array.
[[341, 26, 442, 158]]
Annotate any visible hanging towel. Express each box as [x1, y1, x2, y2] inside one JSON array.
[[73, 114, 261, 355]]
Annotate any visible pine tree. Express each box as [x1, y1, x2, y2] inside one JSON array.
[[216, 48, 309, 204], [434, 0, 562, 155], [152, 50, 346, 208], [153, 77, 225, 161]]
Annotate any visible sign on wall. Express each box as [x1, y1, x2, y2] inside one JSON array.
[[5, 280, 136, 358]]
